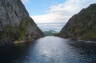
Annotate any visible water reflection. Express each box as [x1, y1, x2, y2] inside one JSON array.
[[0, 36, 96, 63]]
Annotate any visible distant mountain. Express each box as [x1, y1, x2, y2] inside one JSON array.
[[44, 30, 57, 36], [0, 0, 43, 46], [37, 23, 64, 32], [59, 4, 96, 41]]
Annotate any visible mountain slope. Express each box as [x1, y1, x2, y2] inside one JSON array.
[[59, 4, 96, 41], [0, 0, 43, 45]]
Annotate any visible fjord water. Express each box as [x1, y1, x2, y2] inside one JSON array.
[[0, 36, 96, 63]]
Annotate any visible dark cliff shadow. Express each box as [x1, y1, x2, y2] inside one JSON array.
[[0, 42, 35, 63], [65, 39, 96, 63]]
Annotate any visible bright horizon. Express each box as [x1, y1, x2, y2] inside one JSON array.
[[22, 0, 96, 24]]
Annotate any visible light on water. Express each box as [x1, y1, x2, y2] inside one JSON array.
[[17, 36, 96, 63], [0, 36, 96, 63]]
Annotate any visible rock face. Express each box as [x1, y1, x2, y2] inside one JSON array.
[[59, 4, 96, 41], [0, 0, 43, 45]]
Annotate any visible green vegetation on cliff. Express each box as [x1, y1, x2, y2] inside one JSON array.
[[0, 17, 43, 46], [0, 0, 43, 46], [59, 4, 96, 41], [44, 30, 57, 36], [17, 18, 29, 40]]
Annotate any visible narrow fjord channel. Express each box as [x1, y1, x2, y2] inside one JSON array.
[[0, 36, 96, 63]]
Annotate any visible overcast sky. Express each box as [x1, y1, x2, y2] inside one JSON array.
[[22, 0, 96, 24]]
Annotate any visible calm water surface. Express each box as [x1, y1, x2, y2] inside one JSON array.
[[0, 36, 96, 63]]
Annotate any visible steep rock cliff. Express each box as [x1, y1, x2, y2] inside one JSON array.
[[59, 4, 96, 41], [0, 0, 43, 45]]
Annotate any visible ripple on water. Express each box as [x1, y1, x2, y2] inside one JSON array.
[[18, 36, 96, 63]]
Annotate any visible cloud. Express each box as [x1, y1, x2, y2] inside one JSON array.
[[32, 13, 69, 23], [21, 0, 30, 3], [32, 0, 96, 24]]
